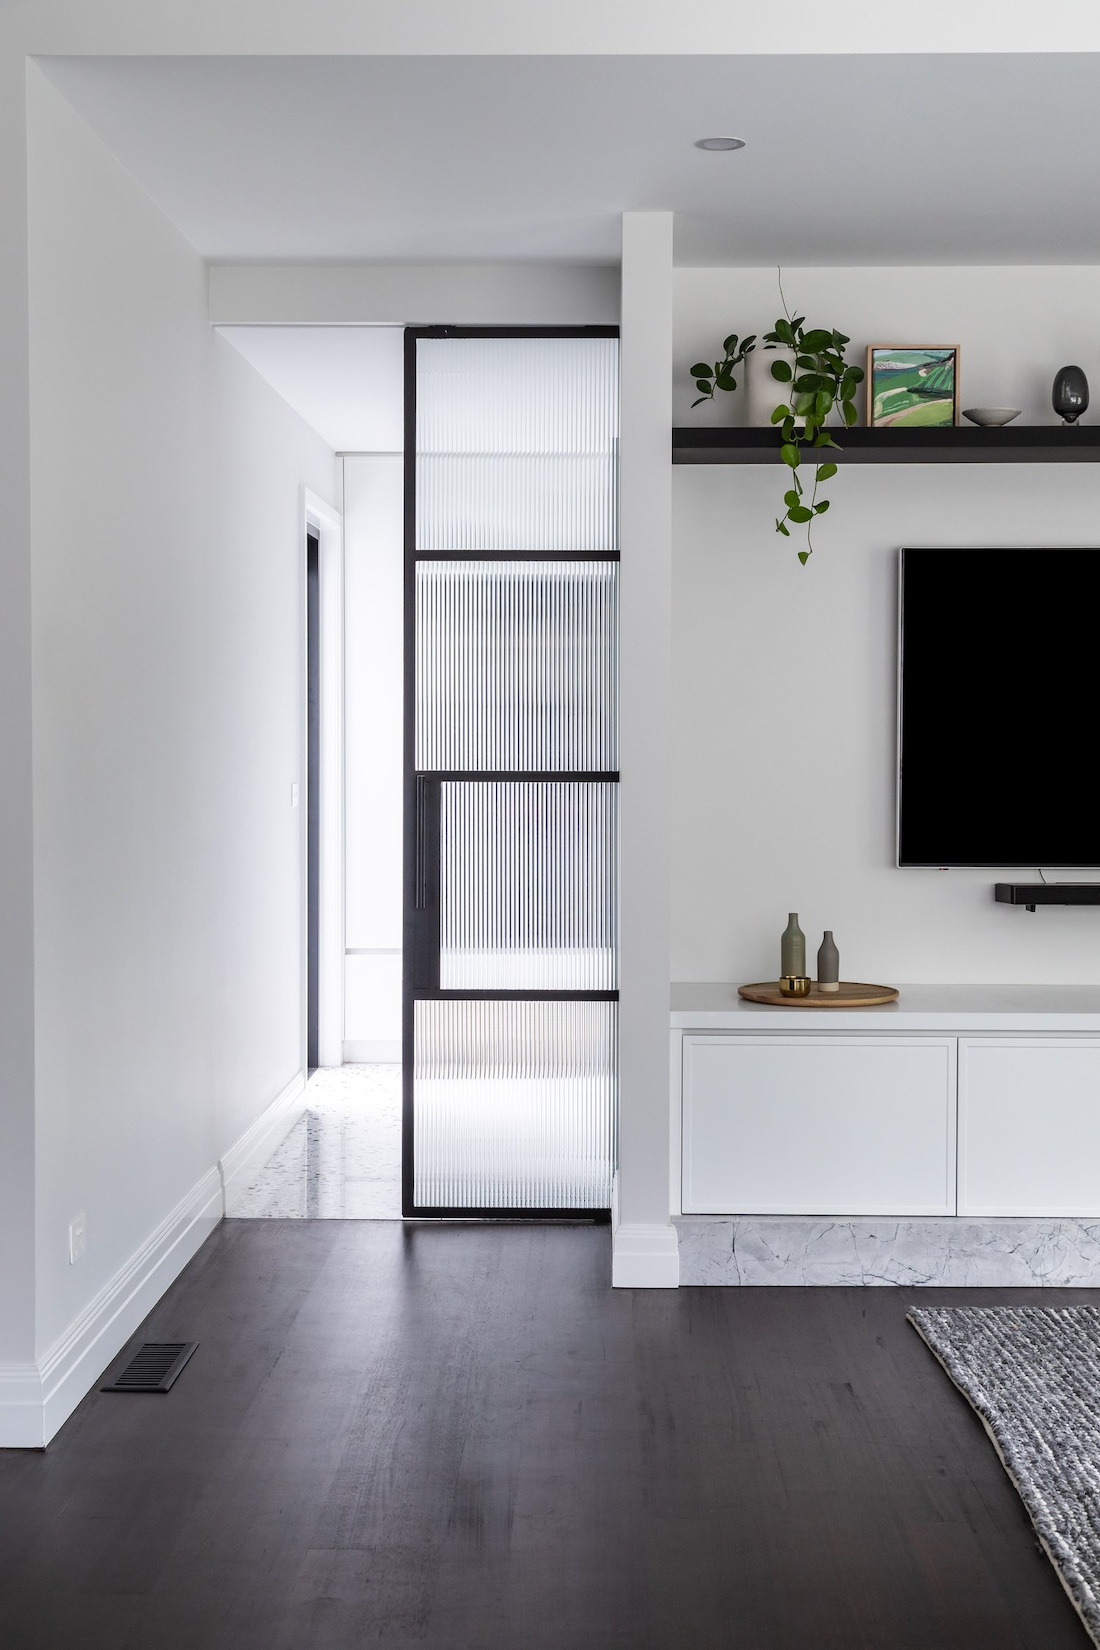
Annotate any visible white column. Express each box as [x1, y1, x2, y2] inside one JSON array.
[[614, 213, 678, 1287]]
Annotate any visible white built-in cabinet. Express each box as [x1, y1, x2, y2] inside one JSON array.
[[682, 1036, 956, 1215], [672, 990, 1100, 1220], [958, 1039, 1100, 1216]]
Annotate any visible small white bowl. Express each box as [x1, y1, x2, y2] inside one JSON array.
[[962, 407, 1022, 427]]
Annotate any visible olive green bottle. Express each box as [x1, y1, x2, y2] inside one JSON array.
[[780, 913, 806, 978]]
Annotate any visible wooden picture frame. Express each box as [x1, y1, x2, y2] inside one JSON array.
[[866, 346, 960, 429]]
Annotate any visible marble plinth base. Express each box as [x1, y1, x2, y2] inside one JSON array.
[[676, 1217, 1100, 1287]]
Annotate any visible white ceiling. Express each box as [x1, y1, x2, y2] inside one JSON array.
[[217, 325, 404, 450], [39, 53, 1100, 265]]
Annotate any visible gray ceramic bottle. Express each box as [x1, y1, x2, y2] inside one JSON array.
[[780, 913, 806, 978], [817, 930, 840, 993]]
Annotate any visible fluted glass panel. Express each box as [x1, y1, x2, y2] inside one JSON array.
[[415, 560, 618, 771], [414, 1000, 615, 1208], [440, 782, 617, 990], [416, 336, 618, 552]]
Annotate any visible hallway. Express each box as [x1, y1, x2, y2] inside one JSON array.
[[228, 1066, 401, 1219], [0, 1222, 1089, 1650]]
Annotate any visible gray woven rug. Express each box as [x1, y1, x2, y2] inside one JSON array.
[[909, 1304, 1100, 1646]]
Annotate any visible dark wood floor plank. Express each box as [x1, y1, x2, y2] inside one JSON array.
[[0, 1223, 1093, 1650]]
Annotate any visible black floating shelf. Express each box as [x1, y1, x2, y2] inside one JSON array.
[[995, 883, 1100, 911], [673, 426, 1100, 465]]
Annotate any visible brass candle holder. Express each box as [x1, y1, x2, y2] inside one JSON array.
[[778, 975, 812, 998]]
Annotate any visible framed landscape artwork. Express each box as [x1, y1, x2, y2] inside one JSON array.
[[866, 347, 959, 428]]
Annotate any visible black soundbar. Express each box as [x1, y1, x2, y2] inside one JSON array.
[[995, 883, 1100, 911]]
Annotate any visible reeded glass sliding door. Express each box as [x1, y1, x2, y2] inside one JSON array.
[[404, 329, 619, 1216]]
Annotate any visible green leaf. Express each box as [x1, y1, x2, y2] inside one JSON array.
[[721, 335, 739, 353], [690, 396, 709, 407], [783, 488, 801, 508], [690, 363, 712, 379], [816, 432, 840, 449], [775, 519, 790, 537], [814, 499, 830, 514], [798, 550, 810, 565], [715, 368, 735, 392], [795, 373, 828, 394], [770, 404, 790, 424], [741, 335, 757, 352], [815, 461, 838, 482], [770, 360, 793, 383], [843, 400, 858, 427], [787, 505, 814, 524], [773, 320, 795, 347], [695, 380, 712, 395], [780, 443, 801, 469], [801, 329, 833, 353]]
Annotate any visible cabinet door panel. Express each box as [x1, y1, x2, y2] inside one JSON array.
[[959, 1038, 1100, 1215], [682, 1036, 956, 1216]]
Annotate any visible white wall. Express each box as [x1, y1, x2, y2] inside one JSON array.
[[218, 326, 405, 452], [27, 66, 336, 1372], [343, 455, 404, 1058], [673, 266, 1100, 987], [210, 265, 621, 328]]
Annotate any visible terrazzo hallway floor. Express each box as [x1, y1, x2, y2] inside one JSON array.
[[227, 1064, 401, 1219]]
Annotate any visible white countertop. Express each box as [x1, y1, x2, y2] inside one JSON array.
[[670, 982, 1100, 1032]]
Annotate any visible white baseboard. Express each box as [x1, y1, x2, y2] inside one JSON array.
[[33, 1166, 223, 1448], [0, 1069, 308, 1450], [342, 1040, 400, 1063], [0, 1364, 48, 1450], [612, 1222, 680, 1288], [219, 1070, 307, 1209]]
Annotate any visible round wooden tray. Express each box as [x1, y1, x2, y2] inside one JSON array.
[[738, 981, 899, 1008]]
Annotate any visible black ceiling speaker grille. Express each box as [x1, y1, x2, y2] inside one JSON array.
[[101, 1342, 198, 1393]]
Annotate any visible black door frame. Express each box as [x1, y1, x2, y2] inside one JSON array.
[[402, 324, 620, 1219], [306, 525, 320, 1073]]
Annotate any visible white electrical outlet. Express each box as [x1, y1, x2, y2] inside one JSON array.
[[291, 782, 300, 808], [69, 1212, 86, 1265]]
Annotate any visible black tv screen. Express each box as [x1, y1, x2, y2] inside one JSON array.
[[898, 547, 1100, 867]]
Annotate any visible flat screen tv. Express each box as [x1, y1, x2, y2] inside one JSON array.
[[898, 547, 1100, 868]]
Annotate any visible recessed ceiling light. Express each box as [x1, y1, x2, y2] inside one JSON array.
[[695, 136, 746, 152]]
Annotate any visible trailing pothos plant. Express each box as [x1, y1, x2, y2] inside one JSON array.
[[690, 331, 756, 403], [690, 295, 864, 564]]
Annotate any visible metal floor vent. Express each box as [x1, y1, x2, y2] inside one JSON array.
[[101, 1342, 198, 1394]]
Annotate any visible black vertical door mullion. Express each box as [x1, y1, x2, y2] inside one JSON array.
[[402, 330, 420, 1218]]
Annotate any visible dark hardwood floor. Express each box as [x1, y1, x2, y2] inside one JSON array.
[[0, 1221, 1092, 1650]]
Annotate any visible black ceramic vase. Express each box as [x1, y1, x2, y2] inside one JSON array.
[[1053, 364, 1089, 424]]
